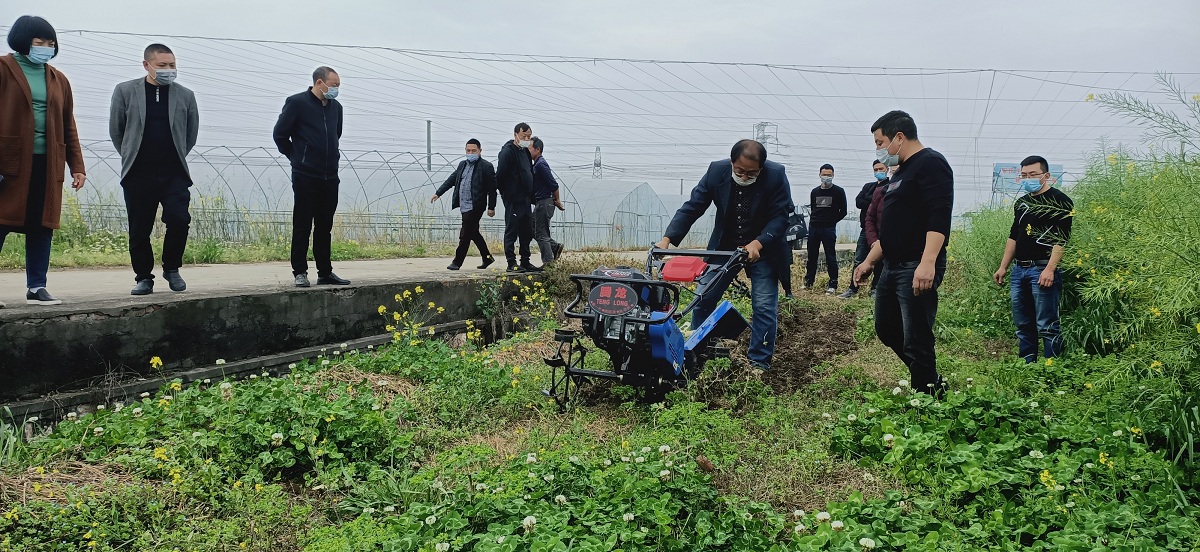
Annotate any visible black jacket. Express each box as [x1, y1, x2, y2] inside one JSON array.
[[272, 88, 343, 180], [496, 139, 533, 203], [856, 180, 880, 227], [664, 160, 793, 276], [436, 158, 498, 211]]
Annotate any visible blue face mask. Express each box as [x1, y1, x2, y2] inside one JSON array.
[[874, 172, 888, 181], [27, 45, 55, 65], [323, 86, 339, 100], [465, 154, 480, 162], [1019, 178, 1044, 194]]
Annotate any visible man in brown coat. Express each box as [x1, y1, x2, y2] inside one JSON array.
[[0, 16, 85, 307]]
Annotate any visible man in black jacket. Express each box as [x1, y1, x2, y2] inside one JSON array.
[[272, 66, 349, 287], [804, 164, 847, 294], [431, 138, 498, 270], [496, 122, 538, 272], [839, 160, 889, 298], [657, 139, 792, 370]]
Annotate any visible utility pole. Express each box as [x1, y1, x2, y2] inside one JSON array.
[[752, 122, 780, 152], [426, 120, 432, 171], [593, 147, 603, 179], [680, 179, 684, 195]]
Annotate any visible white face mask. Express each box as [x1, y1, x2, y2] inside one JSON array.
[[732, 173, 757, 187], [153, 68, 178, 85], [517, 140, 532, 148]]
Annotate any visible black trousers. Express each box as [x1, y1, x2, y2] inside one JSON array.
[[875, 260, 946, 393], [122, 172, 192, 282], [453, 208, 491, 265], [501, 194, 533, 265], [291, 172, 339, 276]]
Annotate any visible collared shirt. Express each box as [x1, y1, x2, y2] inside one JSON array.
[[459, 160, 476, 212]]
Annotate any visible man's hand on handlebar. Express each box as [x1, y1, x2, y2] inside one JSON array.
[[656, 237, 672, 250], [743, 239, 763, 262]]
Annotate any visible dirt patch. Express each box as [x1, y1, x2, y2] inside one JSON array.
[[311, 366, 418, 409], [753, 302, 859, 394], [713, 458, 900, 512], [0, 461, 133, 504]]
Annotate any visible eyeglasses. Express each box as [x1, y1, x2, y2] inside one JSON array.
[[732, 168, 761, 178], [1018, 171, 1046, 179]]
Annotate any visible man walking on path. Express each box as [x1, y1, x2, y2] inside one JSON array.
[[529, 137, 564, 264], [273, 66, 350, 288], [804, 164, 846, 294], [432, 138, 497, 270], [109, 43, 199, 296], [496, 123, 538, 272], [839, 160, 889, 298], [854, 110, 954, 396], [993, 155, 1073, 362]]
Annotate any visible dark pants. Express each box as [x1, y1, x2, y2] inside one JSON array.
[[875, 260, 945, 393], [453, 208, 491, 266], [805, 225, 838, 288], [847, 231, 881, 293], [291, 172, 340, 276], [501, 194, 533, 265], [0, 154, 52, 289], [122, 173, 192, 282], [692, 259, 779, 368], [1010, 263, 1063, 362], [532, 198, 561, 264]]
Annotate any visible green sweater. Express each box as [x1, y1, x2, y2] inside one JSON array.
[[15, 53, 48, 155]]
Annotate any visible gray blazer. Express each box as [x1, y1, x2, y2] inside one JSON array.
[[108, 78, 199, 179]]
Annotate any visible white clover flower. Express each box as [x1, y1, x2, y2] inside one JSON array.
[[664, 461, 673, 468], [1054, 484, 1065, 491], [361, 507, 375, 514], [635, 457, 645, 464], [966, 377, 974, 383], [621, 456, 630, 462], [332, 350, 341, 356], [496, 536, 505, 544], [249, 374, 259, 379], [132, 407, 143, 418], [321, 360, 330, 366], [114, 402, 124, 411], [1029, 401, 1039, 408], [821, 412, 832, 420], [288, 363, 297, 369], [340, 343, 348, 349], [623, 512, 635, 522], [792, 509, 805, 519], [425, 515, 437, 525], [1112, 430, 1124, 437], [261, 371, 269, 377], [522, 515, 537, 532], [794, 523, 807, 534], [554, 494, 568, 505], [569, 455, 580, 463], [26, 416, 39, 423], [659, 445, 671, 453], [847, 414, 858, 422], [603, 459, 612, 466], [93, 427, 104, 436], [476, 483, 488, 491], [271, 432, 284, 446], [815, 511, 831, 522], [1029, 450, 1045, 459], [524, 494, 531, 499], [1073, 478, 1082, 484], [831, 520, 845, 531], [66, 412, 77, 419], [641, 446, 652, 454], [220, 382, 232, 390], [1130, 474, 1141, 481], [435, 543, 449, 552], [659, 469, 671, 480], [162, 395, 173, 401], [892, 387, 903, 396], [1044, 415, 1052, 422], [882, 433, 895, 445], [383, 505, 395, 512], [431, 480, 445, 491], [859, 537, 877, 549], [1065, 501, 1075, 508], [543, 474, 555, 482], [140, 392, 151, 398], [526, 453, 538, 464], [96, 404, 106, 411], [1085, 462, 1095, 469], [215, 359, 226, 365], [867, 408, 877, 414], [898, 379, 909, 388], [909, 399, 921, 407], [1056, 390, 1066, 396], [640, 526, 648, 532]]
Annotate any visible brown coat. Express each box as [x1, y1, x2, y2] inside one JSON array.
[[0, 54, 85, 229]]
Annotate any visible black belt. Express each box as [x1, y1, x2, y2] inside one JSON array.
[[1014, 260, 1048, 268]]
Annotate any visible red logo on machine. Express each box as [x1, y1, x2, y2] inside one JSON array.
[[588, 282, 638, 316]]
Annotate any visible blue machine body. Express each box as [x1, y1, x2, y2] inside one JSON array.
[[685, 300, 749, 351], [647, 300, 748, 376], [647, 311, 686, 375]]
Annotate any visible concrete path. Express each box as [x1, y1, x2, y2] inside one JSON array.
[[0, 245, 853, 313]]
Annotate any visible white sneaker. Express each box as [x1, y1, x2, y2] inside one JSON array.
[[825, 287, 837, 295]]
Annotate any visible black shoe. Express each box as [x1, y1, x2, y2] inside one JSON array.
[[294, 273, 311, 288], [131, 280, 154, 296], [317, 272, 351, 285], [519, 262, 543, 272], [163, 270, 186, 292], [507, 264, 523, 273], [0, 300, 7, 309], [447, 263, 461, 271], [478, 256, 495, 270], [837, 289, 857, 299], [868, 289, 877, 299], [552, 243, 564, 260], [26, 288, 62, 306]]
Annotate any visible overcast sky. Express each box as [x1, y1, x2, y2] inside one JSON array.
[[3, 1, 1198, 214]]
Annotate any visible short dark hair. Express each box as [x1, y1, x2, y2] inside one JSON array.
[[1020, 155, 1049, 173], [730, 139, 767, 168], [819, 163, 835, 173], [872, 160, 887, 169], [531, 137, 544, 151], [514, 122, 531, 134], [466, 138, 482, 149], [312, 66, 337, 84], [7, 15, 58, 58], [871, 110, 919, 140], [143, 43, 173, 61]]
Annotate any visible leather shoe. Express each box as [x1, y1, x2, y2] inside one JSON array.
[[294, 273, 311, 288], [506, 264, 522, 273], [317, 272, 351, 285], [163, 270, 186, 292], [447, 263, 461, 271], [478, 256, 495, 270], [131, 280, 154, 296], [519, 262, 543, 272]]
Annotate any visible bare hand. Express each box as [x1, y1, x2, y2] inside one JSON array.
[[1038, 267, 1056, 288], [854, 261, 874, 286], [430, 194, 439, 203], [993, 267, 1007, 286], [743, 240, 763, 262], [555, 200, 565, 211], [71, 173, 86, 190], [487, 209, 496, 218], [656, 237, 671, 250], [913, 261, 935, 296]]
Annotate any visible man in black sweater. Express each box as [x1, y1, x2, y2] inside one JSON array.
[[804, 163, 847, 294], [431, 138, 497, 270], [839, 160, 889, 298], [854, 110, 954, 395], [273, 66, 350, 288], [496, 122, 538, 272]]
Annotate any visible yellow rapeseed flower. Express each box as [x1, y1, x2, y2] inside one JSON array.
[[170, 382, 182, 392], [150, 356, 164, 369], [1025, 224, 1032, 236], [1149, 307, 1162, 317], [415, 286, 424, 294], [393, 312, 401, 322], [1085, 93, 1095, 102], [394, 294, 402, 302], [403, 290, 412, 298], [437, 307, 445, 313], [1106, 153, 1117, 165], [1045, 358, 1053, 367], [378, 305, 387, 315], [428, 301, 436, 309], [511, 379, 519, 388], [153, 447, 169, 461]]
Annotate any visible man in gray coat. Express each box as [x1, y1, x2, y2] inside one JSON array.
[[109, 43, 199, 295]]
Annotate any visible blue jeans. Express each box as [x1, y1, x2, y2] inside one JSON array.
[[804, 225, 838, 288], [875, 261, 945, 393], [692, 259, 778, 368], [1010, 263, 1063, 362], [0, 225, 53, 289], [847, 230, 880, 293]]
